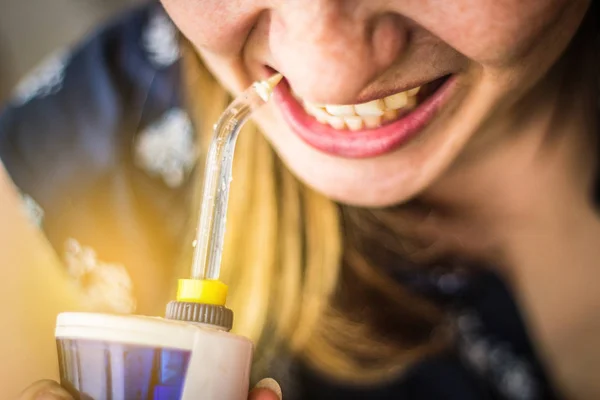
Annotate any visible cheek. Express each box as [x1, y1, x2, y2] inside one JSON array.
[[409, 0, 571, 66], [160, 0, 258, 55]]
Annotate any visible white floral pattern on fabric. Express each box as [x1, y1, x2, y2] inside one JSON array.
[[142, 9, 180, 67], [456, 312, 538, 400], [135, 108, 196, 187], [64, 238, 136, 314], [21, 193, 44, 228], [12, 49, 69, 106]]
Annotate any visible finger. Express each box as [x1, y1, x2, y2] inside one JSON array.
[[249, 388, 281, 400], [249, 378, 282, 400], [16, 380, 73, 400]]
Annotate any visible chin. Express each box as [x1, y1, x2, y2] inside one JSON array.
[[292, 165, 427, 208]]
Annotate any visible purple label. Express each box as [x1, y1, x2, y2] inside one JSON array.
[[57, 338, 191, 400]]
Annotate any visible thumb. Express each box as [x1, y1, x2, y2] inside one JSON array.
[[249, 378, 282, 400], [17, 380, 73, 400]]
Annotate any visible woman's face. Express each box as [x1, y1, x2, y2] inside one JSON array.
[[162, 0, 589, 207]]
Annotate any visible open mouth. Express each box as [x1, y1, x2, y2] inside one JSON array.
[[272, 74, 456, 158], [300, 76, 448, 131]]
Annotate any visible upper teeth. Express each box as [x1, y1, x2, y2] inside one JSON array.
[[302, 86, 420, 131]]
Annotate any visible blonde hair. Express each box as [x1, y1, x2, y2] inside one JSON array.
[[179, 41, 447, 384]]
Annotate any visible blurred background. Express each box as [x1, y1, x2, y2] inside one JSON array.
[[0, 0, 141, 102]]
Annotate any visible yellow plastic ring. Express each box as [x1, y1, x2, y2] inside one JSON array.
[[176, 279, 228, 306]]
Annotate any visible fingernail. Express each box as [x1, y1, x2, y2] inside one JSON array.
[[255, 378, 282, 400]]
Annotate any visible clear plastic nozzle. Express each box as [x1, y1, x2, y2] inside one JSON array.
[[190, 74, 282, 281]]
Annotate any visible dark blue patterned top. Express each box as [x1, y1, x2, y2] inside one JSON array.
[[0, 2, 561, 399]]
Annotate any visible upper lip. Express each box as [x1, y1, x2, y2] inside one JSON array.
[[263, 66, 451, 105]]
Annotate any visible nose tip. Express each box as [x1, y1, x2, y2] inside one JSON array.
[[270, 10, 407, 104]]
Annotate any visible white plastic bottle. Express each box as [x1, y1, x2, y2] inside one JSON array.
[[56, 293, 253, 400]]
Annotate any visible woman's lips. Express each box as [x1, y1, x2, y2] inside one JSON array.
[[273, 76, 457, 158]]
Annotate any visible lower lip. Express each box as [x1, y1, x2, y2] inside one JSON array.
[[273, 77, 456, 158]]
